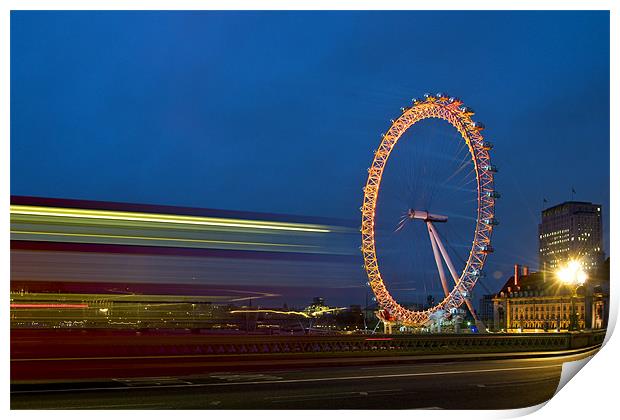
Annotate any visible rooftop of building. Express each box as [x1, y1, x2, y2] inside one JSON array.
[[495, 271, 569, 298], [542, 201, 601, 215]]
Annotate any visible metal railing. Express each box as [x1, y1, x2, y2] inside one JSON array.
[[12, 329, 607, 359]]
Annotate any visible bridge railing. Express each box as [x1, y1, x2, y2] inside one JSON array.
[[11, 329, 607, 359]]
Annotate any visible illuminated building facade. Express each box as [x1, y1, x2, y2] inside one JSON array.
[[492, 264, 608, 332], [539, 201, 603, 274]]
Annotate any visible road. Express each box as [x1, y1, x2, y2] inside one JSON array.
[[11, 349, 596, 410]]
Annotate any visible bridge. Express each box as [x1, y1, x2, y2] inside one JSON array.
[[12, 328, 605, 382]]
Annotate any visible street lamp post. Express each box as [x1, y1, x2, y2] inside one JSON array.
[[556, 260, 587, 332], [569, 287, 578, 331]]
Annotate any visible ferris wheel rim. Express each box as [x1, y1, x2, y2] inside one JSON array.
[[361, 94, 496, 326]]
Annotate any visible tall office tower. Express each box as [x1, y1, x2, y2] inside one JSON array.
[[539, 201, 603, 274]]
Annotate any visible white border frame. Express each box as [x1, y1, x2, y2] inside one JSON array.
[[2, 2, 616, 419]]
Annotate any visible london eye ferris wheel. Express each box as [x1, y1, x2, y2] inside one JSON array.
[[361, 93, 498, 327]]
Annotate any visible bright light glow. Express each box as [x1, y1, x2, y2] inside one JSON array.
[[556, 259, 588, 286], [10, 205, 331, 233]]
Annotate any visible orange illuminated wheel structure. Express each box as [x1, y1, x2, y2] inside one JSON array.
[[361, 93, 497, 327]]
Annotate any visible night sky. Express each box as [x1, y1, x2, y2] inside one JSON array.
[[11, 11, 610, 297]]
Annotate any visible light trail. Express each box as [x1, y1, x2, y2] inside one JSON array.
[[310, 307, 348, 316], [10, 230, 318, 250], [10, 205, 332, 233], [230, 307, 347, 318], [10, 303, 89, 309], [230, 309, 312, 318]]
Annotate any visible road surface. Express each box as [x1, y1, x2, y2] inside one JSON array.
[[11, 349, 596, 410]]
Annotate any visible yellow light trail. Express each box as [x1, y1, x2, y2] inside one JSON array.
[[10, 230, 317, 249], [230, 309, 312, 318], [230, 307, 347, 318], [310, 307, 348, 316], [10, 205, 332, 233]]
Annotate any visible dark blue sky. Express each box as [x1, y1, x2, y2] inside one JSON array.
[[11, 11, 610, 292]]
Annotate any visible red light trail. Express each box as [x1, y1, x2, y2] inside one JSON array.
[[10, 303, 89, 309]]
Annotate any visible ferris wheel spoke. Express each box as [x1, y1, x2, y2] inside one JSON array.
[[427, 222, 451, 297], [444, 159, 473, 185], [427, 222, 460, 285], [394, 214, 408, 233]]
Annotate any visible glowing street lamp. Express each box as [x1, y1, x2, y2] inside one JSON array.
[[556, 260, 588, 287], [556, 259, 588, 331]]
